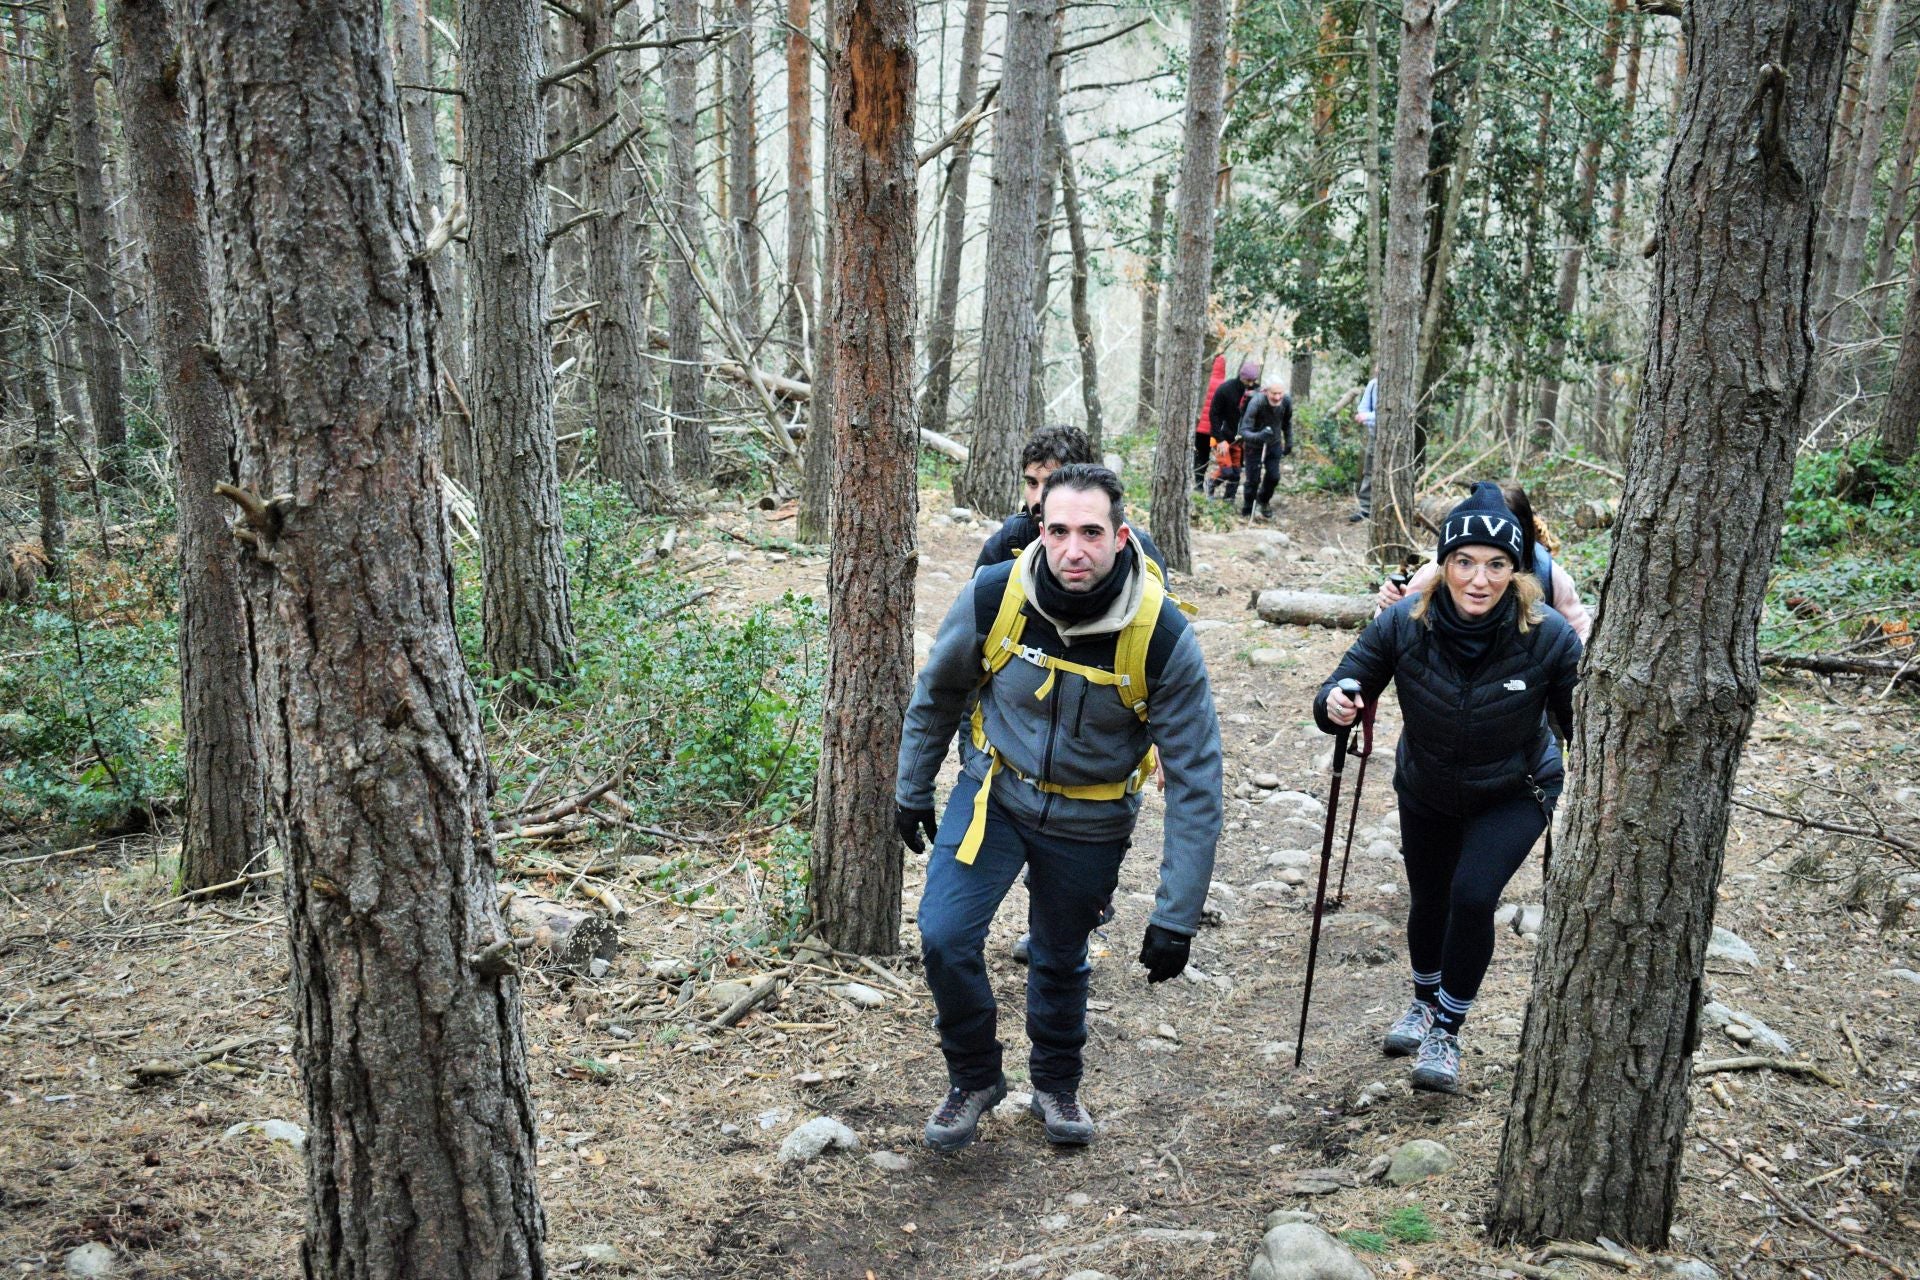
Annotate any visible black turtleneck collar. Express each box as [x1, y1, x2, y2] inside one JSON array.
[[1032, 540, 1135, 623], [1428, 583, 1515, 673]]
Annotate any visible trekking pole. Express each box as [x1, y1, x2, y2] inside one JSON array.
[[1295, 678, 1362, 1068], [1331, 690, 1379, 906]]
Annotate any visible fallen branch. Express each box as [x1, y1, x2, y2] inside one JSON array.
[[1695, 1056, 1843, 1087], [1558, 454, 1626, 483], [1702, 1137, 1914, 1279], [1540, 1241, 1635, 1271], [707, 965, 795, 1028], [1729, 798, 1918, 856], [153, 867, 282, 908], [130, 1033, 267, 1081], [0, 842, 99, 869], [976, 1228, 1218, 1276], [494, 776, 620, 832], [1760, 651, 1920, 686]]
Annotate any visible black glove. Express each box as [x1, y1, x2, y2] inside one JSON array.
[[895, 804, 937, 854], [1138, 923, 1192, 984]]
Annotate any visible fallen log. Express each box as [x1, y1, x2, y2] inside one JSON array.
[[504, 889, 619, 975], [1761, 651, 1920, 686], [1573, 497, 1618, 529], [1252, 589, 1374, 630]]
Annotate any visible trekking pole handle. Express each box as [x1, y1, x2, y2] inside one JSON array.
[[1334, 678, 1376, 758]]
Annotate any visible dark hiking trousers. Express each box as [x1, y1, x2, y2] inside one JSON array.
[[1192, 432, 1212, 487], [916, 770, 1129, 1095], [1238, 437, 1283, 512], [1397, 790, 1549, 1010]]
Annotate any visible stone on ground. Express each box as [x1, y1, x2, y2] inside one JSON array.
[[1263, 1209, 1319, 1230], [1701, 1001, 1792, 1055], [1386, 1138, 1456, 1185], [1248, 1223, 1374, 1280], [63, 1245, 116, 1278], [832, 982, 888, 1008], [1707, 926, 1759, 966], [868, 1150, 912, 1172], [777, 1116, 861, 1164]]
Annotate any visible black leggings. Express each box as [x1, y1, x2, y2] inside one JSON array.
[[1398, 790, 1548, 1011], [1193, 432, 1212, 485]]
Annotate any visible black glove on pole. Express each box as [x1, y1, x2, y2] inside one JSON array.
[[1138, 923, 1191, 983], [895, 805, 937, 854], [1296, 678, 1359, 1068]]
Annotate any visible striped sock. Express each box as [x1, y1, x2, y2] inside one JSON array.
[[1412, 969, 1442, 1008], [1434, 988, 1473, 1034]]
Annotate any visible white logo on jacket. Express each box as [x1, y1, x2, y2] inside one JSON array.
[[1503, 678, 1527, 691]]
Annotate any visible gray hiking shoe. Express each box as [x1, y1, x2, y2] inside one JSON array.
[[1383, 999, 1436, 1058], [924, 1079, 1008, 1151], [1409, 1028, 1461, 1094], [1029, 1088, 1096, 1146], [1012, 933, 1032, 964]]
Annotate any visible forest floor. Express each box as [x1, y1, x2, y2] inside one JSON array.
[[1, 484, 1917, 1280]]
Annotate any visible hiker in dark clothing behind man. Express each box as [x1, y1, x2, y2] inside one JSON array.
[[1313, 481, 1581, 1096], [899, 465, 1223, 1152], [976, 424, 1165, 573], [1236, 379, 1293, 520], [1206, 358, 1261, 455]]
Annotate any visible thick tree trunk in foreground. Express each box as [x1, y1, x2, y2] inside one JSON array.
[[667, 0, 713, 483], [112, 0, 268, 892], [1370, 0, 1438, 567], [1146, 0, 1228, 573], [467, 0, 576, 693], [1136, 171, 1167, 433], [63, 0, 126, 478], [578, 0, 663, 510], [393, 0, 473, 488], [182, 2, 547, 1273], [920, 0, 989, 443], [1056, 108, 1103, 453], [953, 0, 1056, 514], [1492, 0, 1854, 1246], [809, 0, 916, 954]]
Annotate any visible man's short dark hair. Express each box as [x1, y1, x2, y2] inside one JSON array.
[[1021, 425, 1096, 471], [1040, 463, 1126, 530]]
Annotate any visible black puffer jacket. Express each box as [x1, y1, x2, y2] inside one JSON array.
[[1313, 595, 1581, 817]]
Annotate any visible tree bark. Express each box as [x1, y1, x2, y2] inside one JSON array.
[[919, 0, 989, 444], [1290, 4, 1344, 404], [392, 0, 473, 488], [1534, 0, 1627, 435], [1136, 171, 1167, 433], [62, 0, 126, 480], [111, 0, 268, 893], [1491, 0, 1855, 1246], [1594, 17, 1644, 454], [467, 0, 576, 693], [783, 0, 817, 359], [181, 0, 548, 1272], [953, 0, 1057, 514], [809, 0, 917, 954], [796, 0, 836, 544], [1879, 229, 1920, 461], [725, 0, 760, 342], [1056, 107, 1103, 453], [1816, 0, 1897, 395], [1810, 3, 1869, 328], [576, 0, 664, 510], [27, 320, 65, 576], [667, 0, 713, 483], [1024, 12, 1066, 439], [1362, 0, 1385, 349], [1868, 55, 1920, 334], [1146, 0, 1228, 574], [1370, 0, 1438, 567]]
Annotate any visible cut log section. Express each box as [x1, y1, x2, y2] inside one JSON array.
[[1252, 589, 1375, 630], [1573, 497, 1617, 529], [504, 889, 619, 975]]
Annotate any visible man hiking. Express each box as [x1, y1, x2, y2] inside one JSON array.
[[897, 465, 1223, 1150], [976, 425, 1164, 572], [1236, 379, 1293, 520]]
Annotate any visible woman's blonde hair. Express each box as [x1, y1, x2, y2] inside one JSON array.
[[1410, 567, 1546, 633]]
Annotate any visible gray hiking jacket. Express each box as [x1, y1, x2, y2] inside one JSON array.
[[895, 549, 1224, 935]]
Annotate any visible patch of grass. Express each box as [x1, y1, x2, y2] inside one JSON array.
[[1382, 1204, 1438, 1244], [1337, 1229, 1389, 1254]]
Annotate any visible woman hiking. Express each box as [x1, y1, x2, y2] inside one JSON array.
[[1312, 482, 1582, 1093]]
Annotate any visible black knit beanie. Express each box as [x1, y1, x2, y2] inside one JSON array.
[[1436, 481, 1525, 563]]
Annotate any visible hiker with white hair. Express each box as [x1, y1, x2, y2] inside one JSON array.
[[1236, 379, 1293, 520]]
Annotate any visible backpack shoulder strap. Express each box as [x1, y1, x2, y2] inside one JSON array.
[[1111, 566, 1165, 721], [981, 545, 1035, 676]]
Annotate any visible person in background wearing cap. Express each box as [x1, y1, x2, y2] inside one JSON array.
[[1309, 482, 1581, 1094], [1200, 358, 1261, 493]]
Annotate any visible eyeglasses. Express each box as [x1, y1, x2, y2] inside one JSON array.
[[1445, 554, 1513, 581]]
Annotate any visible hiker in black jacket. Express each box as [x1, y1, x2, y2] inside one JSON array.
[[975, 424, 1166, 574], [1312, 482, 1581, 1094], [1236, 380, 1293, 519]]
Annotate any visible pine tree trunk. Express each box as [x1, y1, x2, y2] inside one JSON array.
[[1594, 19, 1644, 453], [1810, 5, 1869, 327], [667, 0, 713, 483], [783, 0, 816, 358], [796, 0, 836, 544], [1868, 57, 1920, 334], [1146, 0, 1228, 574], [1024, 18, 1065, 439], [62, 0, 126, 480], [953, 0, 1057, 514], [1492, 0, 1855, 1245], [1816, 0, 1897, 401], [393, 0, 474, 488], [1880, 230, 1920, 461], [28, 320, 64, 575], [1371, 0, 1438, 567], [1534, 0, 1626, 436], [919, 0, 989, 443], [112, 0, 268, 893], [1289, 4, 1344, 405], [1362, 0, 1384, 349], [1136, 171, 1167, 432], [466, 0, 577, 692], [809, 0, 916, 955], [180, 1, 548, 1271], [726, 0, 760, 342], [1056, 105, 1103, 452], [577, 0, 664, 510]]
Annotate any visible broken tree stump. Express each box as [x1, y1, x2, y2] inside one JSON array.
[[1252, 589, 1375, 630], [503, 889, 619, 975]]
